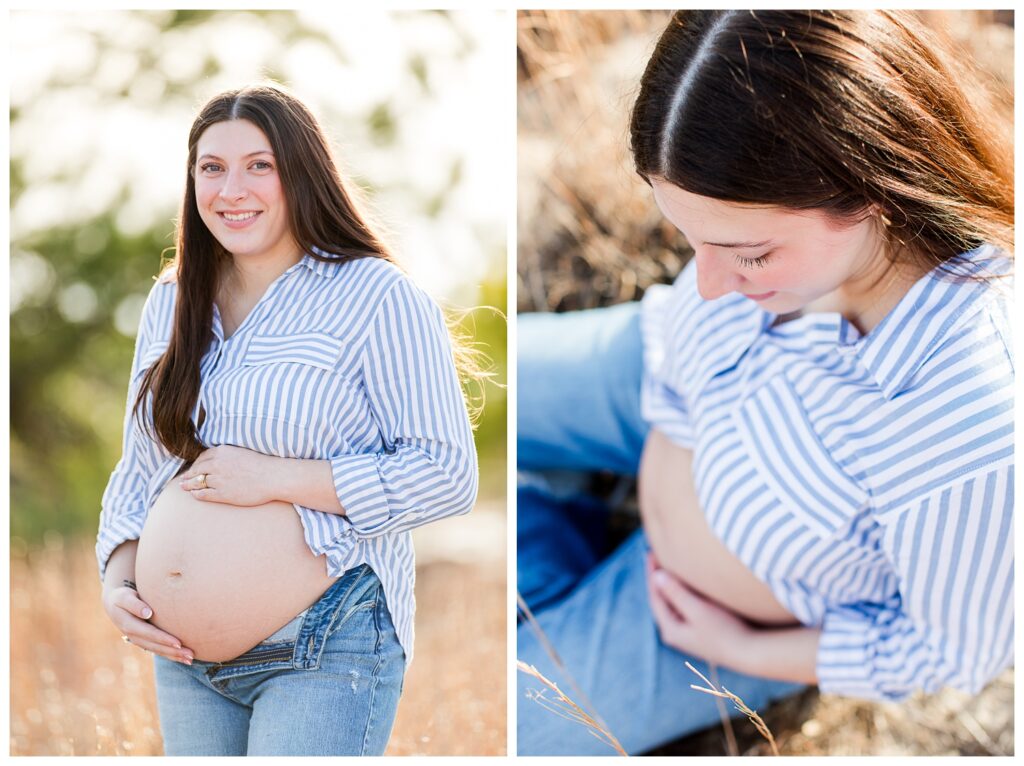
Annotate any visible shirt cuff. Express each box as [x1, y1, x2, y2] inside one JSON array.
[[816, 607, 899, 701], [329, 452, 390, 534], [95, 506, 147, 582]]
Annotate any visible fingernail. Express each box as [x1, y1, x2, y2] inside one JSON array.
[[653, 570, 668, 586], [142, 607, 153, 619]]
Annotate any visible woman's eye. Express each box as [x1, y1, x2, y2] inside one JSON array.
[[200, 163, 222, 173], [252, 161, 273, 171], [734, 251, 773, 269]]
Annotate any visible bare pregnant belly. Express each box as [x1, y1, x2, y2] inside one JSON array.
[[639, 429, 797, 627], [135, 474, 338, 662]]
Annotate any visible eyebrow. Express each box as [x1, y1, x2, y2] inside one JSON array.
[[198, 151, 275, 161], [702, 238, 773, 249]]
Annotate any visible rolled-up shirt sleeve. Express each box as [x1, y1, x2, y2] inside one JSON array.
[[95, 280, 172, 581], [816, 464, 1014, 701], [639, 279, 699, 450], [326, 278, 478, 538]]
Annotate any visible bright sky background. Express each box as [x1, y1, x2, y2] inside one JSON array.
[[10, 9, 510, 320]]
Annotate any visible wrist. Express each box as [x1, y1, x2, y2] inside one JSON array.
[[268, 454, 298, 504], [722, 623, 759, 673]]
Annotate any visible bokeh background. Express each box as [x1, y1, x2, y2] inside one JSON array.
[[517, 9, 1013, 756], [10, 9, 507, 756]]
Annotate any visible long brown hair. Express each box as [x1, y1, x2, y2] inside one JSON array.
[[134, 84, 399, 461], [630, 11, 1013, 278]]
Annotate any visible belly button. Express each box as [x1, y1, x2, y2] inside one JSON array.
[[168, 571, 183, 578]]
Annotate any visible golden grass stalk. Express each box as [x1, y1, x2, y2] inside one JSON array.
[[687, 661, 780, 756], [708, 662, 740, 756], [516, 660, 628, 757], [516, 592, 627, 756]]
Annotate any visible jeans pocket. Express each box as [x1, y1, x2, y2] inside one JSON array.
[[325, 581, 380, 641]]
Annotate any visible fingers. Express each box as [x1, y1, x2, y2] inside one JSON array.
[[113, 589, 192, 656], [113, 586, 154, 622], [179, 474, 212, 492], [178, 452, 212, 482], [651, 567, 700, 617], [119, 610, 196, 663], [185, 487, 216, 501], [647, 548, 663, 571], [648, 572, 690, 647], [124, 633, 195, 665]]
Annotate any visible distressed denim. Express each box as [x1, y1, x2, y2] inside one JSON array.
[[517, 305, 803, 755], [154, 564, 404, 756]]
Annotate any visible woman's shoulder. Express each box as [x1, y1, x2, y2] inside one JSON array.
[[907, 246, 1013, 376], [313, 253, 446, 334], [641, 259, 766, 389], [135, 267, 179, 337], [315, 251, 411, 297]]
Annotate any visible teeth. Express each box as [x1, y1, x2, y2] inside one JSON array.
[[223, 212, 259, 222]]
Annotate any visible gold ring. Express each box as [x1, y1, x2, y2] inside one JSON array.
[[121, 635, 131, 644], [197, 473, 208, 489]]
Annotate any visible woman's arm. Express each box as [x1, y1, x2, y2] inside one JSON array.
[[97, 279, 175, 582], [178, 448, 345, 513], [100, 540, 193, 663], [647, 554, 819, 684]]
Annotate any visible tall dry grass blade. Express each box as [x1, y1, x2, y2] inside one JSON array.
[[708, 662, 740, 756], [516, 592, 627, 755], [516, 661, 628, 757], [686, 661, 780, 756]]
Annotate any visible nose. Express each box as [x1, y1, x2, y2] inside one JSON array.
[[694, 249, 743, 300], [218, 167, 248, 202]]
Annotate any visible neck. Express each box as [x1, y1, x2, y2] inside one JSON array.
[[809, 240, 929, 336], [222, 245, 304, 298]]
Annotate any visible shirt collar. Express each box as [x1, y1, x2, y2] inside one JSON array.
[[297, 248, 347, 278], [850, 244, 1010, 399]]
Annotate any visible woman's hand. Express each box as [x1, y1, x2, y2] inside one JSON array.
[[178, 445, 282, 506], [646, 550, 753, 667], [101, 582, 194, 665]]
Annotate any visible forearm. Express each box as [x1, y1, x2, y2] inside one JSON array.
[[102, 540, 139, 591], [731, 625, 821, 685], [274, 458, 346, 516]]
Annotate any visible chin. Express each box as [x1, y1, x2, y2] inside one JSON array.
[[759, 293, 805, 314]]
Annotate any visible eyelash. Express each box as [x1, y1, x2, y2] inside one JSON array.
[[734, 251, 774, 269], [199, 161, 273, 173]]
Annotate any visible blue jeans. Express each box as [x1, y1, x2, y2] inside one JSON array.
[[517, 304, 804, 755], [153, 564, 405, 756]]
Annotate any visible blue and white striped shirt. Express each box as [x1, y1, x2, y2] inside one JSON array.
[[640, 244, 1013, 701], [97, 251, 479, 664]]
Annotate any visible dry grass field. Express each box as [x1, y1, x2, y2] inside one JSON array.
[[517, 9, 1014, 756], [10, 505, 506, 756]]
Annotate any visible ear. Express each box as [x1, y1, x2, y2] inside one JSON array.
[[867, 203, 892, 228]]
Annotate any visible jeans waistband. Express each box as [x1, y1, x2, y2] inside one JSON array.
[[260, 606, 310, 643], [205, 564, 379, 680]]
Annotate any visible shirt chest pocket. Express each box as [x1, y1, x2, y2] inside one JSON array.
[[222, 332, 366, 453], [732, 373, 868, 539], [244, 331, 345, 372]]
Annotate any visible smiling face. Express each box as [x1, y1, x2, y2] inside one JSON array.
[[651, 179, 892, 318], [193, 119, 299, 268]]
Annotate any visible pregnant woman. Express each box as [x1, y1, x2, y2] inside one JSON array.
[[97, 84, 478, 756], [517, 11, 1013, 755]]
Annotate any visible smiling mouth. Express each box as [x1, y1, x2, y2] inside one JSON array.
[[217, 211, 262, 228], [743, 291, 777, 300]]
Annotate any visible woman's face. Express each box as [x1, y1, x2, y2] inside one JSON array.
[[650, 180, 887, 316], [194, 119, 298, 266]]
